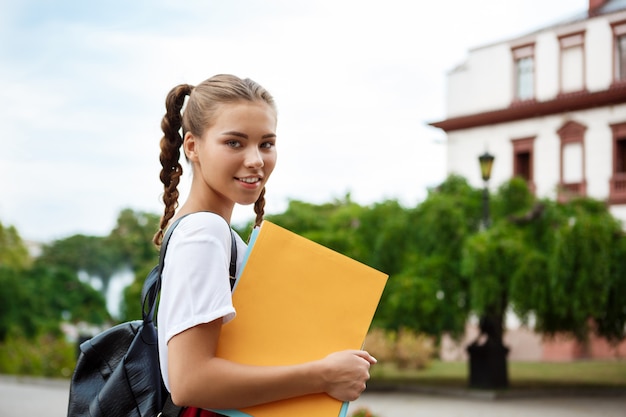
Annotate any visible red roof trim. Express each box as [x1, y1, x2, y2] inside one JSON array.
[[429, 83, 626, 132]]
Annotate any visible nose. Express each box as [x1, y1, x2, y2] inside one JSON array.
[[245, 147, 264, 168]]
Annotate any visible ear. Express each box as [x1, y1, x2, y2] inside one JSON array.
[[183, 132, 200, 162]]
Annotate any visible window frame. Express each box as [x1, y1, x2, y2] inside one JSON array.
[[612, 20, 626, 85], [512, 44, 535, 102], [558, 32, 586, 95], [557, 120, 587, 200], [511, 136, 536, 194], [609, 121, 626, 204]]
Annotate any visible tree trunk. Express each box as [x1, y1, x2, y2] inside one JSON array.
[[466, 310, 509, 389]]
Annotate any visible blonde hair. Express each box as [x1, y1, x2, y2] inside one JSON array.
[[153, 74, 276, 245]]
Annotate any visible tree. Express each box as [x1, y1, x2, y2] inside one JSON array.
[[459, 178, 626, 387], [36, 209, 160, 301], [0, 222, 31, 270], [119, 262, 156, 322], [0, 224, 109, 341], [502, 195, 626, 342], [37, 234, 117, 294], [106, 209, 161, 270], [373, 175, 483, 337]]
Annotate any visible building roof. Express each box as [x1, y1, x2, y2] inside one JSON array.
[[463, 0, 626, 57], [430, 0, 626, 132]]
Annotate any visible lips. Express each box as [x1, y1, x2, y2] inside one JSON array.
[[236, 176, 261, 184]]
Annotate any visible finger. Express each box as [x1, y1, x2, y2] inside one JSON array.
[[353, 350, 377, 364]]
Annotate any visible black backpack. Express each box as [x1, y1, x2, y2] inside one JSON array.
[[67, 216, 237, 417]]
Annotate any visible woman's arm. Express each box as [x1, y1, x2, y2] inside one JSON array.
[[167, 318, 376, 409]]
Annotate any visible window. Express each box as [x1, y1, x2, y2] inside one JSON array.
[[613, 21, 626, 83], [609, 122, 626, 204], [559, 33, 585, 93], [511, 137, 536, 193], [512, 45, 535, 101], [557, 121, 587, 200]]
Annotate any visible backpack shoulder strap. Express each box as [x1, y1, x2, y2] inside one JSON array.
[[141, 216, 186, 322], [229, 229, 238, 290], [157, 221, 238, 417], [143, 217, 239, 320]]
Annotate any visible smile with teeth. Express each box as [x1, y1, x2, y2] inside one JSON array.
[[237, 177, 261, 184]]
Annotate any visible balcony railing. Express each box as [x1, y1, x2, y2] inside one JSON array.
[[609, 173, 626, 204], [558, 181, 586, 202]]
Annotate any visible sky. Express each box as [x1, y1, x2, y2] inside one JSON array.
[[0, 0, 589, 243]]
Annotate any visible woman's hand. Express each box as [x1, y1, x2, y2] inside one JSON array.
[[318, 350, 377, 402]]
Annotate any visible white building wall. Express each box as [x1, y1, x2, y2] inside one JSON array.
[[446, 104, 626, 207], [584, 108, 615, 198], [586, 18, 614, 91], [611, 206, 626, 227], [446, 65, 470, 118], [535, 31, 560, 101], [442, 7, 626, 227], [446, 44, 512, 117], [445, 12, 623, 116]]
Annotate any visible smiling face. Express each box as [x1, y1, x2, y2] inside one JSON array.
[[183, 100, 277, 219]]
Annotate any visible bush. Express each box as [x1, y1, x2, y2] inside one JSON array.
[[363, 328, 396, 363], [363, 327, 435, 370], [395, 328, 435, 370], [0, 333, 75, 378], [350, 407, 381, 417]]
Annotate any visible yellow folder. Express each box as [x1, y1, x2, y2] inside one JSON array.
[[213, 221, 388, 417]]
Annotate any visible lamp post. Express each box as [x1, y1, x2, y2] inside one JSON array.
[[478, 151, 495, 229], [467, 151, 509, 389]]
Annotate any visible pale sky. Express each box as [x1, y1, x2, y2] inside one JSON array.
[[0, 0, 588, 243]]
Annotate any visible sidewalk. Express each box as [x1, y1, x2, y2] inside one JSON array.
[[1, 375, 624, 417], [349, 391, 626, 417]]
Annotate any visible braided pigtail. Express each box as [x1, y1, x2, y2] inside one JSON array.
[[153, 84, 194, 246], [253, 187, 266, 228]]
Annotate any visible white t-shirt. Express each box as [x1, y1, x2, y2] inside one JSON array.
[[157, 212, 246, 391]]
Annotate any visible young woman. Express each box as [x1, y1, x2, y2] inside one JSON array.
[[154, 74, 376, 415]]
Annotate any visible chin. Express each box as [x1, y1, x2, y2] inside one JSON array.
[[237, 197, 260, 206]]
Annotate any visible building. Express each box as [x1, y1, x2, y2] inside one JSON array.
[[430, 0, 626, 228], [430, 0, 626, 360]]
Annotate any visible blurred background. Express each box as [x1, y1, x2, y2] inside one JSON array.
[[1, 1, 625, 415]]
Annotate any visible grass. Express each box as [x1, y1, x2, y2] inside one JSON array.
[[370, 360, 626, 390]]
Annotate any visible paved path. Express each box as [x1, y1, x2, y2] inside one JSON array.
[[0, 376, 69, 416], [1, 375, 625, 417], [349, 392, 626, 417]]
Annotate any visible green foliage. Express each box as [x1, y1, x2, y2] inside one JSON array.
[[2, 176, 625, 381], [534, 198, 625, 341], [462, 225, 525, 317], [36, 209, 160, 297], [491, 176, 534, 219], [462, 185, 626, 342], [0, 265, 109, 341], [597, 234, 626, 342], [349, 408, 380, 417], [0, 218, 109, 342], [381, 175, 482, 337], [36, 234, 116, 293], [119, 262, 156, 322], [264, 176, 626, 343], [106, 209, 161, 269], [0, 266, 35, 340], [0, 222, 31, 270], [0, 333, 75, 378], [375, 260, 441, 334]]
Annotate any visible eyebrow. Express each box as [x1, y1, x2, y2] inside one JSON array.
[[222, 131, 276, 139]]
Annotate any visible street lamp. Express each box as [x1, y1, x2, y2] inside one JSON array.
[[478, 152, 495, 229], [467, 150, 508, 390]]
